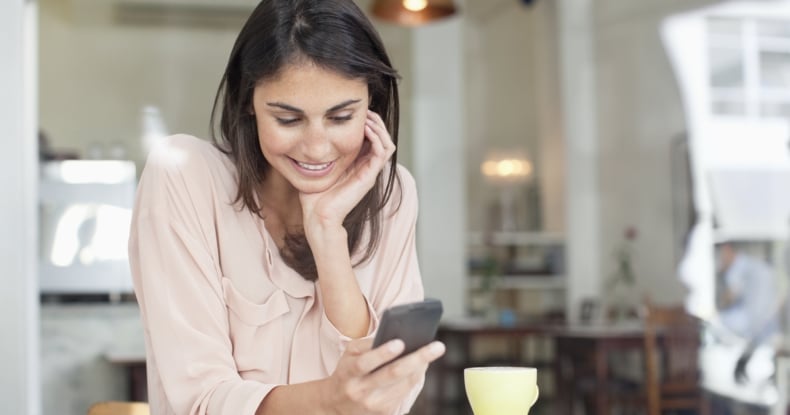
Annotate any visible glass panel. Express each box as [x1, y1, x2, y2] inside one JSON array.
[[760, 101, 790, 118], [709, 47, 745, 88], [712, 99, 746, 116], [760, 51, 790, 88], [758, 18, 790, 39], [708, 17, 743, 37]]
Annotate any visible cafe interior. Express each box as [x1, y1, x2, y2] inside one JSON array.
[[5, 0, 790, 414]]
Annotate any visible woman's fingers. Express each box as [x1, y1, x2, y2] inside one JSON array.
[[365, 341, 445, 385], [351, 339, 405, 376], [328, 340, 443, 415], [345, 338, 375, 355], [364, 370, 424, 410], [358, 341, 445, 410], [366, 110, 395, 159]]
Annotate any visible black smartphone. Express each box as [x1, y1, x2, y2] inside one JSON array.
[[372, 298, 443, 359]]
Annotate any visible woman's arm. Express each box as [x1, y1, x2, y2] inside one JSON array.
[[309, 224, 371, 338]]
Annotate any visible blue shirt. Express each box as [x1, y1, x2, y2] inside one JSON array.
[[719, 253, 779, 344]]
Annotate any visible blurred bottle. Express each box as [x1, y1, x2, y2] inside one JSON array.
[[141, 105, 168, 154]]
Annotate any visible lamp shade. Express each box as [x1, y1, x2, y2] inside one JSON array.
[[371, 0, 457, 26]]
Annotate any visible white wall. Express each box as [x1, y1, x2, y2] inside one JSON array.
[[556, 0, 723, 314], [0, 0, 41, 414], [38, 0, 241, 171]]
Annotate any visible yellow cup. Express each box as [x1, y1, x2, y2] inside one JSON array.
[[464, 366, 539, 415]]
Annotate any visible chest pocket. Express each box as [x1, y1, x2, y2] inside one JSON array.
[[222, 277, 290, 376]]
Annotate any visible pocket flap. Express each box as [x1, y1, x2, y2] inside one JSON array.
[[222, 277, 290, 326]]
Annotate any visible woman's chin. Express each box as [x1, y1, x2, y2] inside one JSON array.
[[295, 180, 335, 195]]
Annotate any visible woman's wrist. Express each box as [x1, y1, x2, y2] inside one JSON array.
[[304, 222, 348, 255], [316, 377, 339, 415], [256, 380, 337, 415]]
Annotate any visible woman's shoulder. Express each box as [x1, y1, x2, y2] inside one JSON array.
[[144, 134, 233, 177], [139, 134, 237, 202], [145, 133, 226, 167], [385, 164, 418, 217]]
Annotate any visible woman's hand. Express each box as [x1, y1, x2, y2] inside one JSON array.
[[320, 338, 446, 415], [299, 110, 395, 236]]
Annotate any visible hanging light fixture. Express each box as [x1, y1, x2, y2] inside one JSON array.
[[371, 0, 458, 26]]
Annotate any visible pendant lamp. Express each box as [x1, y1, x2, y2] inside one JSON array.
[[371, 0, 458, 26]]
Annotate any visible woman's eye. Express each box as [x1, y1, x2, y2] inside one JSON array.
[[276, 117, 300, 125], [330, 115, 353, 123]]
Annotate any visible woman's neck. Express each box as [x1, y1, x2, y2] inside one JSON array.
[[258, 176, 303, 242]]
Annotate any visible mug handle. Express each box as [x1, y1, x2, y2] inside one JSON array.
[[530, 385, 540, 406]]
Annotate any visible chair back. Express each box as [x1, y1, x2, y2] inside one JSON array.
[[87, 401, 150, 415], [643, 300, 708, 415]]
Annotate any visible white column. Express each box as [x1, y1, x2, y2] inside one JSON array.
[[558, 0, 601, 323], [0, 0, 40, 414], [411, 17, 467, 319]]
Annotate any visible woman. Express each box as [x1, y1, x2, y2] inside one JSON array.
[[128, 1, 445, 414]]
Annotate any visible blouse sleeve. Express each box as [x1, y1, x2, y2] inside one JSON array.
[[128, 139, 274, 415]]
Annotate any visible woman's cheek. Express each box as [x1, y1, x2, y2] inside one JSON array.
[[335, 123, 366, 153]]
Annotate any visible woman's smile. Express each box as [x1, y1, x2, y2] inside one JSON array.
[[291, 158, 336, 176]]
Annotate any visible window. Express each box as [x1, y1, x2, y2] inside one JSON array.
[[708, 16, 790, 119]]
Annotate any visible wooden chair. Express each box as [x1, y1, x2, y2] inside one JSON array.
[[87, 401, 150, 415], [643, 300, 710, 415]]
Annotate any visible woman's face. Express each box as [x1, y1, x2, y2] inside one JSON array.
[[252, 61, 369, 195]]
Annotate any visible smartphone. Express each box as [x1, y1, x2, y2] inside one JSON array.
[[372, 298, 443, 359]]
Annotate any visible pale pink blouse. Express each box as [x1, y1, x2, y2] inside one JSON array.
[[128, 135, 424, 415]]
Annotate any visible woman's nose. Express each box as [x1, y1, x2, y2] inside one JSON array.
[[301, 122, 331, 159]]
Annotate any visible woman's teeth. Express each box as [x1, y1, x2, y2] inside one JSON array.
[[297, 161, 331, 171]]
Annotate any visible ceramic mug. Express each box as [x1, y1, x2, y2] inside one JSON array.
[[464, 366, 539, 415]]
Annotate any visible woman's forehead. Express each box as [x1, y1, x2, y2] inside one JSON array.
[[253, 62, 368, 107]]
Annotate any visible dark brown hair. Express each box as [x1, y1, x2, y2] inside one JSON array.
[[210, 0, 401, 281]]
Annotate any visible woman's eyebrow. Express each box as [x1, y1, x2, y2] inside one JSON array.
[[266, 99, 362, 114], [326, 99, 362, 113], [266, 102, 304, 113]]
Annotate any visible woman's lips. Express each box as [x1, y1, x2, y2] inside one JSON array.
[[290, 158, 335, 176]]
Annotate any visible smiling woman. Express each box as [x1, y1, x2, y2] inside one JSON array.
[[127, 1, 444, 415]]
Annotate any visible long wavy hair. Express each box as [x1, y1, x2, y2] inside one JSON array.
[[210, 0, 402, 281]]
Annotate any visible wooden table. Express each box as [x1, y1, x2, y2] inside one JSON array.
[[552, 323, 646, 415], [433, 318, 558, 413], [105, 351, 147, 402]]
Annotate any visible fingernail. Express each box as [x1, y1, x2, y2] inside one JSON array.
[[388, 339, 404, 353], [429, 342, 445, 356]]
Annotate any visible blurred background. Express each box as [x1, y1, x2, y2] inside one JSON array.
[[4, 0, 790, 414]]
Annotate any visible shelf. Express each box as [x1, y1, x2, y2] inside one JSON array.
[[469, 275, 566, 290], [468, 231, 564, 246]]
